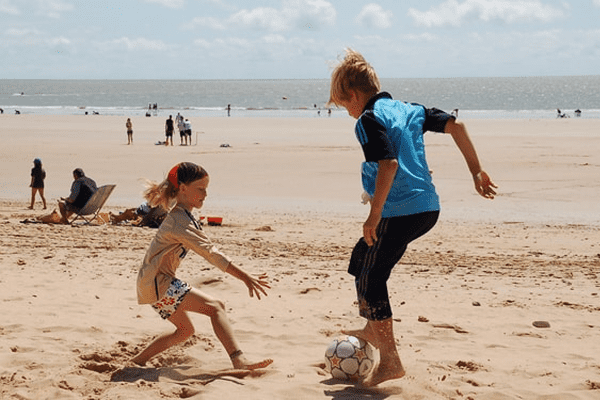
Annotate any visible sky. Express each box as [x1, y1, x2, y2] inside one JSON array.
[[1, 0, 600, 79]]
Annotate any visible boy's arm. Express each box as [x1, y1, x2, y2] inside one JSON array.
[[364, 158, 398, 246], [444, 119, 497, 199]]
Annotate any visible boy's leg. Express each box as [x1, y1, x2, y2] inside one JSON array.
[[346, 318, 405, 387], [344, 211, 439, 385]]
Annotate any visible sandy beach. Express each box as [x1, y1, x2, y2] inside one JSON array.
[[1, 115, 599, 399]]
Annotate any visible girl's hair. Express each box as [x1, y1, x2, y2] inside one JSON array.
[[328, 48, 380, 107], [33, 158, 42, 167], [144, 162, 208, 209]]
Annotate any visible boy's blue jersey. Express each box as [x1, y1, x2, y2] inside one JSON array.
[[355, 92, 453, 218]]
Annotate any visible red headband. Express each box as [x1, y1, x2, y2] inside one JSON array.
[[168, 165, 179, 189]]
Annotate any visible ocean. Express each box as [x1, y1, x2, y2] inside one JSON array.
[[1, 76, 599, 119]]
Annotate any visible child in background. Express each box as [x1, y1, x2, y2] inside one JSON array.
[[29, 158, 47, 210], [132, 162, 273, 370], [328, 49, 497, 386]]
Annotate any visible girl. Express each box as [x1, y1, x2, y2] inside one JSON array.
[[29, 158, 47, 210], [132, 162, 273, 370]]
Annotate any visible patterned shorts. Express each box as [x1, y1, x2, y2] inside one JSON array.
[[151, 278, 191, 320]]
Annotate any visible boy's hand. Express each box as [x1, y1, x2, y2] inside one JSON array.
[[363, 213, 381, 246], [474, 171, 497, 199]]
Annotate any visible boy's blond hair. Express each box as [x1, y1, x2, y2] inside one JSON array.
[[328, 48, 380, 106]]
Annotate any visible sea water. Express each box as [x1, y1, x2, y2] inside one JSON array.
[[1, 76, 599, 119]]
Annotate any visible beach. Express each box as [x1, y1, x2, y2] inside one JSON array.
[[1, 115, 599, 399]]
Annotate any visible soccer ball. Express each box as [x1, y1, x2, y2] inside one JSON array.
[[324, 336, 375, 380]]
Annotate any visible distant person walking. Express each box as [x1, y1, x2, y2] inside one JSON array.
[[29, 158, 47, 210], [165, 115, 174, 146], [126, 118, 133, 145]]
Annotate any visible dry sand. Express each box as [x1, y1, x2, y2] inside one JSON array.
[[1, 115, 599, 399]]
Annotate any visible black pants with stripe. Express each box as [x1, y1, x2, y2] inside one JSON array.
[[348, 211, 439, 321]]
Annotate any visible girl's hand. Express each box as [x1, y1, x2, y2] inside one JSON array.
[[244, 273, 270, 300]]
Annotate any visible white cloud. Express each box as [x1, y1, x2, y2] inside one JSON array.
[[141, 0, 185, 9], [41, 0, 74, 18], [594, 0, 600, 6], [356, 4, 393, 29], [263, 34, 287, 44], [5, 28, 42, 36], [230, 7, 287, 31], [408, 0, 564, 28], [229, 0, 336, 32], [111, 37, 169, 50], [0, 0, 20, 15], [47, 36, 71, 46], [183, 16, 227, 30]]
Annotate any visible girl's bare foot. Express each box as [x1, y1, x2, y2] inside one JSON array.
[[230, 350, 273, 370], [130, 356, 146, 367]]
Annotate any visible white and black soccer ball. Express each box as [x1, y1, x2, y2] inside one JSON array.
[[324, 336, 375, 380]]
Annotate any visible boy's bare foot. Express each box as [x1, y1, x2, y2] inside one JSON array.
[[361, 359, 405, 387], [342, 324, 376, 344], [230, 351, 273, 370]]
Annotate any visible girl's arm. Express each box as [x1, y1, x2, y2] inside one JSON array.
[[225, 262, 270, 300]]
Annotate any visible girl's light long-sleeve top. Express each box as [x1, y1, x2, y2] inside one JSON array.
[[136, 205, 231, 304]]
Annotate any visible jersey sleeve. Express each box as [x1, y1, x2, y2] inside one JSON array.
[[356, 111, 396, 162], [423, 107, 455, 133]]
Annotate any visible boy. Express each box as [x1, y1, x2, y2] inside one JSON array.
[[328, 49, 497, 386]]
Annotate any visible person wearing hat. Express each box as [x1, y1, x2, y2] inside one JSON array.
[[58, 168, 97, 223], [29, 158, 47, 210]]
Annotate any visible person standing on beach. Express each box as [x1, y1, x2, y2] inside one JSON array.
[[177, 114, 186, 145], [29, 158, 47, 210], [126, 118, 133, 145], [183, 118, 192, 146], [327, 49, 497, 387], [165, 115, 174, 146], [131, 162, 273, 370]]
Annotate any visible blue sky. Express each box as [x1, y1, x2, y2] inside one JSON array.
[[1, 0, 599, 79]]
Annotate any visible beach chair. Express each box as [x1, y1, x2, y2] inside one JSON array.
[[69, 184, 116, 225]]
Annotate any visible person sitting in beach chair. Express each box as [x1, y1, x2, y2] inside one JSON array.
[[58, 168, 98, 224]]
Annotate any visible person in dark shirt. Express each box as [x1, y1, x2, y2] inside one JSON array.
[[58, 168, 97, 223]]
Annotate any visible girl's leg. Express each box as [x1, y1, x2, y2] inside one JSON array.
[[177, 289, 272, 369], [132, 288, 272, 369], [131, 310, 195, 366]]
